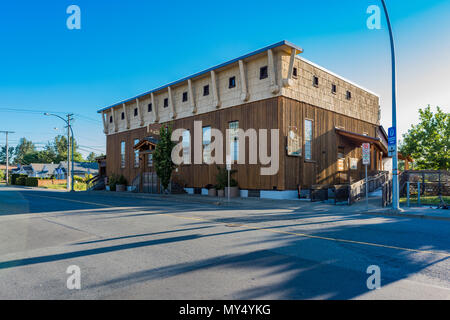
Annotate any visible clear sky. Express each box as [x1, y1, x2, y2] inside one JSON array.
[[0, 0, 449, 157]]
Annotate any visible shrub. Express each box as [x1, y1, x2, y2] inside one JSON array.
[[215, 166, 238, 190], [25, 177, 39, 187], [11, 174, 27, 185], [16, 176, 27, 186], [0, 170, 5, 182], [117, 175, 127, 186], [74, 175, 84, 183], [109, 174, 118, 191]]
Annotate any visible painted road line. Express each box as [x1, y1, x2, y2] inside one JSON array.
[[24, 193, 450, 258]]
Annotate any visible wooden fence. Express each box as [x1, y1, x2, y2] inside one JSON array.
[[400, 170, 449, 197]]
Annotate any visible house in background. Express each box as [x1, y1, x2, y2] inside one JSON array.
[[98, 41, 389, 199], [12, 162, 98, 179]]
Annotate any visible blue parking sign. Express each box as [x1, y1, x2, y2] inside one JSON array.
[[388, 127, 396, 145]]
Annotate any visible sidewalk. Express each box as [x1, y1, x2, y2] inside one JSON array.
[[89, 189, 450, 222]]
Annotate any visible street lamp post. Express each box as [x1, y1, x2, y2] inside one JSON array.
[[380, 0, 400, 211], [44, 113, 75, 192], [0, 131, 15, 185]]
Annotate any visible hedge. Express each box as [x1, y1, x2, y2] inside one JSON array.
[[16, 176, 27, 186], [25, 177, 39, 187], [11, 174, 27, 185]]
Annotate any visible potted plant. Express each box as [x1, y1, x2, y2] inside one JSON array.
[[115, 175, 127, 192], [215, 166, 239, 198], [205, 184, 217, 197]]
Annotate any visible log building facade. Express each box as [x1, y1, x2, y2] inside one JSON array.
[[98, 41, 388, 198]]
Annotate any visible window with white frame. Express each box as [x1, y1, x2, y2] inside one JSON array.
[[147, 153, 153, 167], [182, 130, 191, 164], [120, 141, 126, 168], [229, 121, 239, 161], [304, 119, 313, 160], [202, 126, 211, 163], [134, 139, 139, 168]]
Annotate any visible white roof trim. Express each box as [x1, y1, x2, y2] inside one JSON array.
[[296, 56, 380, 98]]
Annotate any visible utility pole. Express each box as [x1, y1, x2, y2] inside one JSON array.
[[67, 114, 71, 192], [0, 131, 15, 185], [44, 113, 75, 192], [380, 0, 400, 211]]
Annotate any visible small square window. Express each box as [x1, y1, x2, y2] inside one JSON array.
[[109, 116, 113, 123], [229, 76, 236, 89], [332, 84, 337, 94], [346, 91, 352, 100], [164, 98, 169, 108], [203, 85, 210, 96], [148, 103, 152, 112], [260, 66, 268, 80], [293, 67, 298, 78], [134, 108, 138, 117], [182, 92, 188, 102], [121, 112, 125, 120], [313, 76, 319, 87]]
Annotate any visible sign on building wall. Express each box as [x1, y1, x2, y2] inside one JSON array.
[[287, 128, 302, 157], [350, 158, 358, 170], [362, 143, 371, 166], [337, 158, 345, 172]]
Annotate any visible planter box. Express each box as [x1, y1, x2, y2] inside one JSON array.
[[225, 186, 240, 198], [217, 189, 225, 197], [116, 184, 126, 192], [208, 188, 217, 196]]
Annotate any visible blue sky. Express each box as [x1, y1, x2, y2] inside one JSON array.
[[0, 0, 449, 157]]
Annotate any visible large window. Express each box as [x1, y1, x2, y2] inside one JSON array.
[[134, 139, 139, 168], [229, 121, 239, 161], [120, 141, 126, 168], [304, 120, 313, 160], [182, 130, 191, 164], [147, 153, 153, 167], [202, 126, 211, 163]]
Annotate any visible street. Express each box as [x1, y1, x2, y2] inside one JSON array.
[[0, 185, 449, 299]]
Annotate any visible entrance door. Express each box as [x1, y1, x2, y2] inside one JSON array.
[[142, 171, 159, 193]]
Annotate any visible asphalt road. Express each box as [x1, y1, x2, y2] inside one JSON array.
[[0, 185, 449, 300]]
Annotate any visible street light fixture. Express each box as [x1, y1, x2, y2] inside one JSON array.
[[380, 0, 400, 211], [44, 113, 75, 192]]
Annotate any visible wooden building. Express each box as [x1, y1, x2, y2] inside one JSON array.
[[98, 41, 388, 198]]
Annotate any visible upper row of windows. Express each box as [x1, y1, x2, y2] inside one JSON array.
[[108, 67, 355, 124], [109, 66, 270, 123], [312, 75, 352, 100]]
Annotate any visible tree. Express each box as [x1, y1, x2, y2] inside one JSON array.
[[86, 152, 97, 162], [51, 135, 84, 163], [0, 146, 15, 165], [14, 138, 36, 164], [399, 106, 449, 170], [153, 125, 176, 192]]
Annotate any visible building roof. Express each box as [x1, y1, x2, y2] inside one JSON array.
[[59, 162, 98, 173], [0, 165, 18, 170], [97, 40, 303, 114], [134, 136, 160, 150], [30, 163, 61, 174], [335, 127, 388, 154]]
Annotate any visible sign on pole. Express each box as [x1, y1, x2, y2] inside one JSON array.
[[362, 143, 371, 166], [362, 143, 370, 210], [388, 127, 397, 157], [226, 155, 232, 171]]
